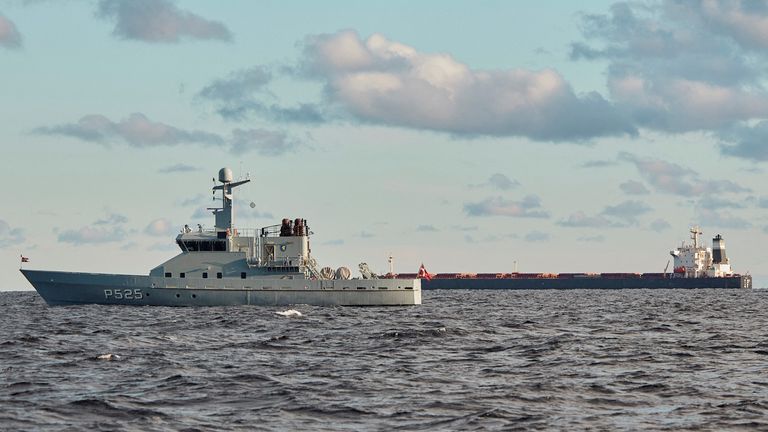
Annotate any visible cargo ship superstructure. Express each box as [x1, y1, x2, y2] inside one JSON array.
[[21, 168, 421, 306], [387, 227, 752, 290]]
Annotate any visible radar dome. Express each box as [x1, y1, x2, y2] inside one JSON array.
[[218, 167, 233, 183]]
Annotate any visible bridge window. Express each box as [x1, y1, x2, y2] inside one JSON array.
[[202, 272, 208, 279], [180, 272, 185, 278], [177, 239, 227, 252], [217, 272, 223, 279], [241, 272, 247, 279], [164, 272, 171, 278]]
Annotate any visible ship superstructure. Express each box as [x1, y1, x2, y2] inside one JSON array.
[[22, 168, 421, 306], [669, 226, 734, 278]]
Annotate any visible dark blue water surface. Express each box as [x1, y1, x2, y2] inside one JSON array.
[[2, 289, 767, 431]]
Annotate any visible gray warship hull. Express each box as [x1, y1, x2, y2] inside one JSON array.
[[21, 270, 421, 307]]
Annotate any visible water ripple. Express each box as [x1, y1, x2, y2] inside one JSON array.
[[1, 289, 768, 430]]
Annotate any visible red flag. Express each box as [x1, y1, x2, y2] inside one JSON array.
[[20, 255, 29, 263], [417, 263, 433, 280]]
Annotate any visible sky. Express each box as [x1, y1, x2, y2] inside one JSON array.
[[2, 0, 768, 290]]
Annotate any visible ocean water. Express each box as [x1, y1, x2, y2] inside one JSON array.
[[2, 289, 767, 431]]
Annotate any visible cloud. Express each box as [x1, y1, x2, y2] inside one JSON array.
[[94, 213, 128, 225], [58, 213, 129, 244], [178, 193, 208, 207], [620, 152, 750, 196], [144, 218, 173, 236], [35, 113, 302, 156], [450, 225, 478, 232], [578, 235, 605, 242], [524, 231, 549, 242], [470, 173, 520, 190], [697, 195, 745, 210], [416, 224, 439, 232], [619, 180, 649, 195], [571, 1, 768, 151], [718, 121, 768, 161], [190, 207, 211, 220], [697, 208, 751, 229], [35, 113, 225, 148], [58, 226, 127, 244], [0, 14, 22, 49], [198, 67, 272, 103], [357, 231, 375, 238], [300, 30, 635, 140], [560, 199, 653, 228], [96, 0, 232, 43], [581, 159, 617, 168], [0, 219, 25, 248], [601, 200, 652, 224], [464, 233, 518, 244], [197, 66, 326, 123], [230, 129, 301, 156], [759, 197, 768, 208], [558, 211, 621, 228], [649, 219, 671, 232], [158, 164, 200, 173], [464, 195, 549, 218], [689, 0, 768, 51]]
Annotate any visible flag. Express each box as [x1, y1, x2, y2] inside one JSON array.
[[417, 263, 433, 280], [20, 255, 29, 263]]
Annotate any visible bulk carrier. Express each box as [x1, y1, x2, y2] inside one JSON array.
[[388, 227, 752, 290]]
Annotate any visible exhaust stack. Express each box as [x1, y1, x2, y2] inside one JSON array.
[[712, 234, 728, 264]]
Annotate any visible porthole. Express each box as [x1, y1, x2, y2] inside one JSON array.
[[175, 293, 180, 298], [192, 294, 197, 299]]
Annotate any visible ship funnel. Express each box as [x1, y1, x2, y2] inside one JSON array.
[[712, 234, 728, 264]]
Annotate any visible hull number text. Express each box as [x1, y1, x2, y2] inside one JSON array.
[[104, 289, 143, 300]]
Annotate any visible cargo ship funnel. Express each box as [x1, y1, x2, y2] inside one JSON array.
[[712, 234, 728, 264]]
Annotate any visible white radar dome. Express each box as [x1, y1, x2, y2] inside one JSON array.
[[218, 167, 234, 183]]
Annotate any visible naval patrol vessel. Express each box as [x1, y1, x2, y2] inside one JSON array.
[[21, 168, 421, 306]]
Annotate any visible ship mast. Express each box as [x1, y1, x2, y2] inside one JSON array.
[[211, 167, 250, 231], [690, 225, 702, 248]]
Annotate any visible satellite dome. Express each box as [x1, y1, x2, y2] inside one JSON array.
[[218, 167, 233, 183]]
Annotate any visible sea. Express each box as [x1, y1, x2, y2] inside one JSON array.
[[1, 289, 767, 431]]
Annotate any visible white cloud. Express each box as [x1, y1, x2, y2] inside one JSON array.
[[301, 30, 635, 140], [144, 218, 174, 236], [572, 1, 768, 156]]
